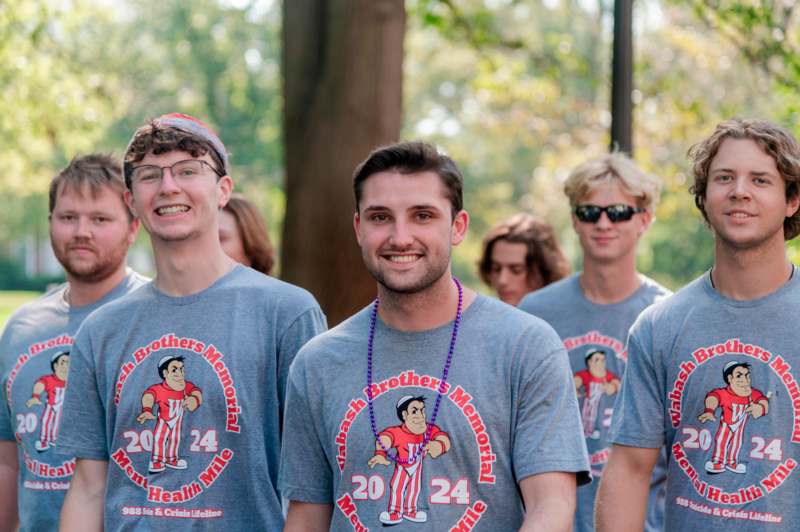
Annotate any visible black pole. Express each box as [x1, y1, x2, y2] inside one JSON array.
[[611, 0, 633, 155]]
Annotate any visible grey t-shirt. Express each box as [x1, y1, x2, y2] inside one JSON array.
[[610, 272, 800, 530], [519, 274, 671, 532], [57, 265, 326, 531], [279, 294, 590, 531], [0, 271, 148, 532]]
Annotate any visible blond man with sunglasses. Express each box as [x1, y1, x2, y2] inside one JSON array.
[[519, 153, 670, 532]]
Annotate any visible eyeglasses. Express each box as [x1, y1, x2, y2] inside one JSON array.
[[573, 204, 644, 223], [130, 159, 223, 187]]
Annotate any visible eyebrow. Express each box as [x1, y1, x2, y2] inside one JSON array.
[[710, 167, 776, 177], [362, 204, 443, 214]]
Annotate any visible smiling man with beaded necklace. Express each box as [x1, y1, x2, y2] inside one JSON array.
[[280, 141, 589, 531]]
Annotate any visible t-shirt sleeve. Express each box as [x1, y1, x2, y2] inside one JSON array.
[[278, 359, 333, 503], [378, 426, 398, 446], [277, 307, 327, 414], [608, 320, 665, 449], [0, 325, 16, 441], [0, 384, 12, 441], [185, 381, 201, 396], [707, 388, 723, 404], [55, 330, 108, 461], [513, 338, 590, 485]]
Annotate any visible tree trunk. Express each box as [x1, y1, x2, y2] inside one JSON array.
[[282, 0, 405, 325]]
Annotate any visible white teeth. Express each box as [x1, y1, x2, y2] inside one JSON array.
[[157, 206, 189, 215], [730, 212, 752, 218], [389, 255, 419, 263]]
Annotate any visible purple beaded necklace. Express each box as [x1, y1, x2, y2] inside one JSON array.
[[366, 277, 463, 465]]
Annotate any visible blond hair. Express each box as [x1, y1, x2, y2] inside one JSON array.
[[563, 153, 662, 211]]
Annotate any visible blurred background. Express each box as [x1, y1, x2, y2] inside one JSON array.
[[2, 0, 799, 326]]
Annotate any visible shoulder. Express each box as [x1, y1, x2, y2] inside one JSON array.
[[708, 387, 730, 399], [637, 275, 673, 303], [629, 275, 707, 335], [2, 286, 65, 332], [144, 383, 162, 395], [518, 274, 579, 314], [469, 295, 562, 344], [292, 306, 371, 369], [78, 282, 155, 333], [224, 266, 322, 317]]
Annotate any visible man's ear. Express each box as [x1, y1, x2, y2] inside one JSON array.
[[124, 190, 137, 218], [127, 218, 140, 245], [450, 209, 470, 246], [786, 192, 800, 219], [353, 211, 363, 246], [637, 208, 654, 237], [217, 175, 233, 208]]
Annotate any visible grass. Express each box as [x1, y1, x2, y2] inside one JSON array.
[[0, 291, 41, 330]]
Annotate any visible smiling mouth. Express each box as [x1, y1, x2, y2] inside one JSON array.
[[727, 212, 755, 219], [384, 254, 422, 263], [156, 205, 190, 216]]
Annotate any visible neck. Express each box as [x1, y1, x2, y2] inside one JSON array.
[[579, 256, 641, 304], [712, 235, 792, 300], [66, 263, 128, 308], [151, 235, 235, 297], [378, 271, 476, 332]]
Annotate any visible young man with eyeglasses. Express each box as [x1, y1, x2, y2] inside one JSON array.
[[0, 154, 147, 532], [519, 153, 670, 532], [279, 141, 589, 531], [598, 119, 800, 532], [57, 114, 326, 531]]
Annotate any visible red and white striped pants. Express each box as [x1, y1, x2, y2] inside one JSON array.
[[387, 460, 423, 515], [151, 415, 183, 464], [711, 415, 747, 466], [39, 403, 62, 446]]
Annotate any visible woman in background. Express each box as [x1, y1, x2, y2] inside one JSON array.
[[219, 193, 275, 275], [478, 213, 570, 306]]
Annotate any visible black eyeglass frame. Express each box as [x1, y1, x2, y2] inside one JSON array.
[[573, 204, 645, 223], [129, 159, 224, 186]]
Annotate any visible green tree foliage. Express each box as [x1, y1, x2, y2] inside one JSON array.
[[4, 0, 799, 294], [0, 0, 286, 272], [97, 0, 286, 254], [0, 1, 119, 250], [405, 0, 794, 290]]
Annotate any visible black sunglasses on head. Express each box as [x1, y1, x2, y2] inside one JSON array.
[[574, 204, 644, 223]]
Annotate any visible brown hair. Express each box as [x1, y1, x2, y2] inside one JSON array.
[[49, 154, 130, 219], [353, 141, 463, 219], [478, 213, 570, 287], [223, 194, 275, 275], [688, 118, 800, 240], [123, 121, 225, 189]]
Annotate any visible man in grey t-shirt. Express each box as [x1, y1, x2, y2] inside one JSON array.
[[280, 142, 589, 531], [0, 154, 146, 532], [519, 153, 669, 532], [57, 114, 326, 532], [599, 119, 800, 531]]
